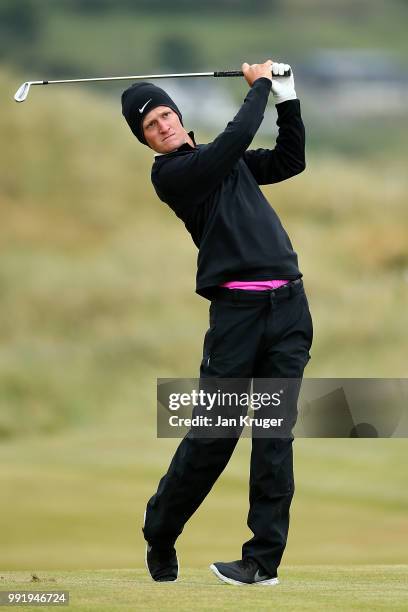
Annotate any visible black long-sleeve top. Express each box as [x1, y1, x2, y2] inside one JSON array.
[[151, 77, 306, 300]]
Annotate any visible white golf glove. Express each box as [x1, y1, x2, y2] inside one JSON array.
[[271, 63, 297, 105]]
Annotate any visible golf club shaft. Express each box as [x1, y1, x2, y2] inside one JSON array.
[[32, 68, 291, 84], [14, 67, 291, 102]]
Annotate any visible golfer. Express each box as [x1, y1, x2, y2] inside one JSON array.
[[121, 59, 313, 585]]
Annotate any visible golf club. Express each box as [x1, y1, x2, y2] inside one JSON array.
[[13, 66, 291, 103]]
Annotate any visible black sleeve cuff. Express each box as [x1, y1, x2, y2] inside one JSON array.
[[275, 98, 301, 116], [253, 77, 273, 91]]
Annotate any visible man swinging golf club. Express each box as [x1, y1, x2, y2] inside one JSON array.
[[121, 59, 313, 586]]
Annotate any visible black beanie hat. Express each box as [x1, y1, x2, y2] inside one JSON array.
[[121, 82, 183, 146]]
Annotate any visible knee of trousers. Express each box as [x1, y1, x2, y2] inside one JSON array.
[[185, 431, 239, 456]]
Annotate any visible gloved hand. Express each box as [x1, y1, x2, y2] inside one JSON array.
[[271, 63, 297, 105]]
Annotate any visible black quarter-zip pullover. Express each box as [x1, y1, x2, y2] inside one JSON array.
[[151, 77, 306, 299]]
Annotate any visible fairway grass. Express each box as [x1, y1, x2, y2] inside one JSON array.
[[1, 566, 407, 611]]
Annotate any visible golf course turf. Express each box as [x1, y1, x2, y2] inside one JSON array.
[[1, 566, 407, 611]]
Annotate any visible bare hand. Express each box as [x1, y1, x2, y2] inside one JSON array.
[[242, 60, 273, 87]]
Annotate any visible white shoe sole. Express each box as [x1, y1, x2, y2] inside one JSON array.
[[144, 509, 179, 582], [210, 564, 279, 586]]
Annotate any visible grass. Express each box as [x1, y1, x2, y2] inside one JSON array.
[[1, 567, 408, 611], [1, 426, 407, 570]]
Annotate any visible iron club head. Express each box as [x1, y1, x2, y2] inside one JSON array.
[[14, 81, 32, 103]]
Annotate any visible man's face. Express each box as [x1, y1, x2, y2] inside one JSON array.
[[142, 106, 188, 154]]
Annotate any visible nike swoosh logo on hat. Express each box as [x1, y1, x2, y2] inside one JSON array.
[[254, 569, 270, 582], [139, 98, 152, 113]]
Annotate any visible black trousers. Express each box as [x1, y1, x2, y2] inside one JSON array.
[[143, 279, 313, 575]]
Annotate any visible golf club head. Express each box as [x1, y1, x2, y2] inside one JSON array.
[[14, 82, 31, 103]]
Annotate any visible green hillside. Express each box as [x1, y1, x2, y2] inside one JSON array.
[[3, 0, 408, 77]]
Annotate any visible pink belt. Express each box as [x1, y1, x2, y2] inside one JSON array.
[[220, 279, 290, 291]]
